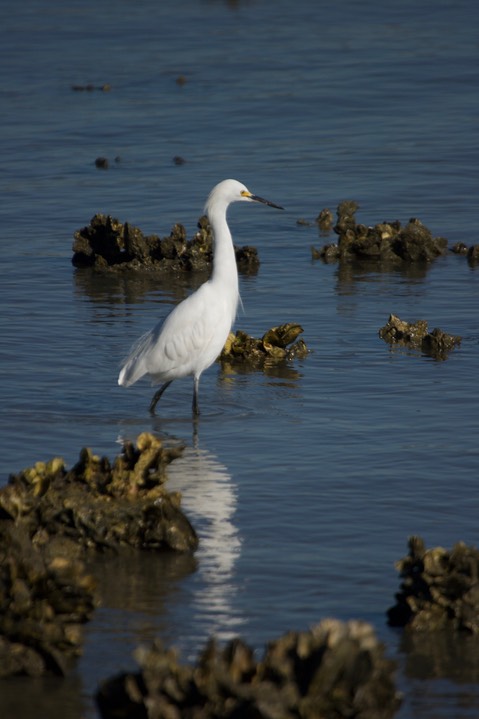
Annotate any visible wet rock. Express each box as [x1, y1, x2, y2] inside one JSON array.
[[0, 433, 197, 555], [0, 522, 96, 677], [312, 202, 448, 265], [379, 314, 461, 359], [316, 207, 334, 232], [467, 245, 479, 263], [95, 157, 109, 169], [388, 536, 479, 633], [220, 323, 308, 366], [71, 83, 111, 92], [450, 242, 479, 265], [450, 241, 468, 255], [96, 618, 401, 719], [72, 213, 259, 274]]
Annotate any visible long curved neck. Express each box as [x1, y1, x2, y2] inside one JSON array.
[[208, 205, 239, 295]]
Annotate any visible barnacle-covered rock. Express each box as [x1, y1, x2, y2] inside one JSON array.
[[0, 522, 96, 677], [388, 536, 479, 633], [312, 202, 447, 265], [379, 314, 461, 359], [220, 323, 308, 366], [96, 619, 401, 719], [72, 213, 259, 273], [316, 207, 334, 232], [0, 433, 197, 555]]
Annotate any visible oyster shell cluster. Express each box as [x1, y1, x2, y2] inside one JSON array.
[[388, 536, 479, 633], [0, 433, 196, 555], [96, 619, 401, 719], [312, 201, 448, 264], [0, 522, 96, 677], [379, 314, 461, 359], [220, 323, 308, 365], [72, 213, 259, 273], [0, 434, 197, 677]]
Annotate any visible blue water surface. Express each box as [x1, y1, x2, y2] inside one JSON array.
[[1, 0, 479, 717]]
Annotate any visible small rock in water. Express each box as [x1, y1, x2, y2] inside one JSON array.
[[220, 323, 308, 366], [379, 314, 461, 359], [388, 536, 479, 633]]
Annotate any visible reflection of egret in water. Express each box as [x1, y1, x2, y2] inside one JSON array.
[[166, 441, 245, 644]]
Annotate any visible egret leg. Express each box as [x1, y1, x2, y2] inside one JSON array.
[[192, 376, 200, 416], [149, 380, 173, 415]]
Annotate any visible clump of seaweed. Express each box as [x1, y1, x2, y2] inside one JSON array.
[[388, 536, 479, 633], [379, 314, 461, 359], [311, 201, 448, 265], [220, 323, 308, 366], [72, 213, 259, 273], [0, 433, 197, 555], [0, 522, 96, 677], [96, 618, 401, 719]]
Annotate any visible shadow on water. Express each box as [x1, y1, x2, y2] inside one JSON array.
[[398, 631, 479, 684], [394, 631, 479, 718], [333, 258, 440, 296], [73, 266, 210, 311]]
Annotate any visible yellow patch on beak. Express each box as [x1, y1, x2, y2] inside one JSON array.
[[241, 190, 252, 198]]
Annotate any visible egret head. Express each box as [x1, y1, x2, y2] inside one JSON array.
[[205, 179, 284, 214]]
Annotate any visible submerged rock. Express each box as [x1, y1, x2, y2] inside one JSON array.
[[96, 618, 401, 719], [311, 202, 448, 265], [388, 536, 479, 633], [0, 433, 197, 555], [379, 314, 461, 359], [72, 213, 259, 273], [0, 522, 96, 677], [220, 323, 308, 366]]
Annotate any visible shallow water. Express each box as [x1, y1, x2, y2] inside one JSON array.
[[1, 0, 479, 716]]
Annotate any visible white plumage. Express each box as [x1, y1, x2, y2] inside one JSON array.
[[118, 178, 283, 415]]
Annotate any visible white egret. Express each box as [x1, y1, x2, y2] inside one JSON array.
[[118, 179, 283, 415]]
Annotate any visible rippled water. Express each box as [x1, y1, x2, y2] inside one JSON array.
[[1, 0, 479, 717]]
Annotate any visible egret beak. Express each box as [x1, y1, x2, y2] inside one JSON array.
[[242, 190, 284, 210]]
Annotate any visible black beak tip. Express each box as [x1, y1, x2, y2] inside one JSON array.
[[251, 194, 284, 210]]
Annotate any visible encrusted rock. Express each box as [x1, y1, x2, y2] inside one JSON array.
[[467, 245, 479, 263], [72, 213, 259, 273], [0, 433, 197, 555], [312, 202, 448, 264], [316, 207, 334, 232], [0, 522, 96, 677], [379, 314, 461, 359], [96, 619, 401, 719], [220, 323, 308, 366], [388, 536, 479, 633]]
